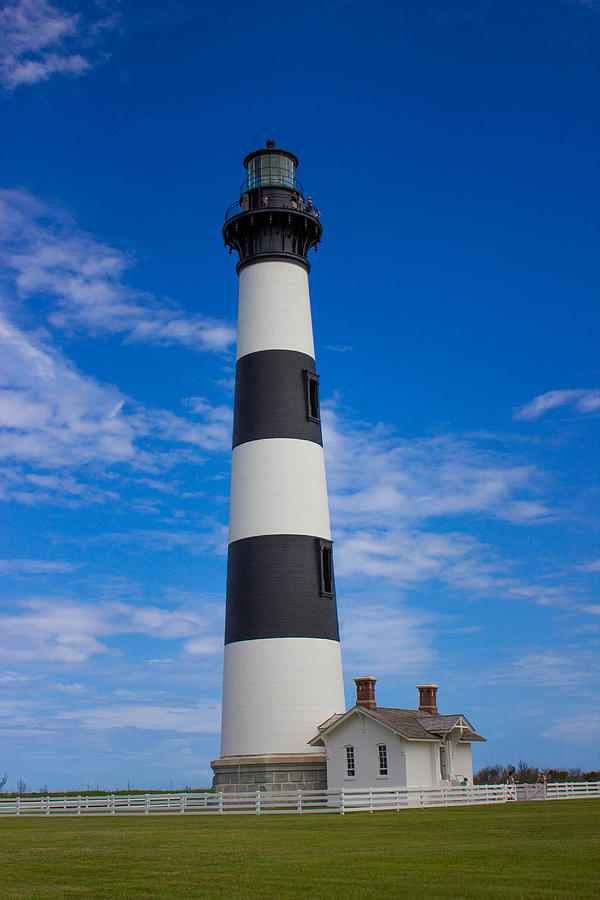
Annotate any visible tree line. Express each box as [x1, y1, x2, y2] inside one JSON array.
[[0, 774, 208, 797], [474, 762, 600, 784]]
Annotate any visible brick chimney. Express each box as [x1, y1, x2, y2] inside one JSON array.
[[354, 676, 377, 709], [417, 683, 438, 714]]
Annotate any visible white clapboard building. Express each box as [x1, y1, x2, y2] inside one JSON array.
[[309, 678, 485, 790]]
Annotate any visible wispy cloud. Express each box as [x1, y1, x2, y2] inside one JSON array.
[[340, 600, 438, 676], [59, 702, 221, 734], [514, 388, 600, 420], [47, 682, 88, 694], [334, 524, 570, 609], [496, 647, 600, 688], [335, 527, 476, 585], [323, 404, 575, 608], [0, 558, 79, 574], [0, 311, 230, 502], [94, 524, 228, 556], [0, 309, 136, 471], [0, 595, 222, 663], [0, 188, 235, 352], [542, 710, 600, 744], [324, 406, 551, 527], [576, 558, 600, 573], [0, 0, 118, 90]]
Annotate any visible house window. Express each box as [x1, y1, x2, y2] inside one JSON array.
[[303, 370, 320, 423], [318, 539, 335, 598], [439, 744, 448, 780], [378, 744, 388, 776], [346, 746, 356, 777]]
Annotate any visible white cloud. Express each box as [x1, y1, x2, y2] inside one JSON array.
[[323, 404, 566, 606], [0, 558, 79, 574], [0, 311, 230, 502], [0, 309, 137, 471], [334, 524, 569, 608], [183, 636, 222, 656], [514, 388, 600, 421], [59, 702, 221, 734], [0, 188, 235, 352], [323, 406, 550, 527], [107, 600, 215, 641], [0, 0, 118, 90], [94, 524, 228, 556], [0, 189, 233, 505], [542, 711, 600, 744], [498, 647, 600, 687], [340, 601, 438, 676], [576, 558, 600, 573], [0, 596, 222, 663], [47, 682, 88, 693], [335, 527, 476, 584]]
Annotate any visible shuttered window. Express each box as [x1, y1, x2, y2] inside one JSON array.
[[304, 370, 320, 423], [318, 539, 335, 598]]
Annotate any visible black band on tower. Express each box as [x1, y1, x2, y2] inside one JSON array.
[[233, 350, 323, 449], [225, 534, 340, 644]]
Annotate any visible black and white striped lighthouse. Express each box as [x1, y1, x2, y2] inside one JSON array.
[[210, 141, 345, 792]]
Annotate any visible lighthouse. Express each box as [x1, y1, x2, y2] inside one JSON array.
[[210, 141, 346, 792]]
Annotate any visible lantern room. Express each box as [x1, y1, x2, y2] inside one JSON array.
[[244, 138, 299, 190]]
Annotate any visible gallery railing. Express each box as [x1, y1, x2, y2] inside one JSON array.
[[224, 193, 321, 223]]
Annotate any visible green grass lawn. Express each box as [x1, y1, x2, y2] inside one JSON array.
[[0, 800, 598, 898]]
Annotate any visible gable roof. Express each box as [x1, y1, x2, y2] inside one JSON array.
[[309, 705, 486, 746]]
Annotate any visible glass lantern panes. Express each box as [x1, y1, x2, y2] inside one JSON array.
[[247, 153, 295, 189]]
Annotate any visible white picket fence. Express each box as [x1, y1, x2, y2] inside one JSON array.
[[546, 781, 600, 800], [1, 781, 596, 817]]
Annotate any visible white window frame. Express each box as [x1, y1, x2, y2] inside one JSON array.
[[345, 745, 356, 778], [377, 743, 388, 777]]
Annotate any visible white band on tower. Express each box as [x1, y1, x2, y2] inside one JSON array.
[[237, 261, 315, 360], [229, 438, 331, 543]]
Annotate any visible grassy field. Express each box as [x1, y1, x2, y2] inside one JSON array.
[[0, 800, 598, 898]]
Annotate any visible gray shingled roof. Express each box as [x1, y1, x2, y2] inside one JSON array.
[[418, 713, 486, 742], [366, 707, 438, 740], [310, 705, 486, 745]]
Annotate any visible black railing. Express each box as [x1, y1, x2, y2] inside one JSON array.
[[224, 192, 322, 223]]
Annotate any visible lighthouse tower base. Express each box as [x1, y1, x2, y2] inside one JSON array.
[[210, 753, 327, 793]]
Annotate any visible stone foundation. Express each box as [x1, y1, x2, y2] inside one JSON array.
[[210, 753, 327, 793]]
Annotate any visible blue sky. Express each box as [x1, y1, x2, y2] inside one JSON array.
[[1, 0, 598, 791]]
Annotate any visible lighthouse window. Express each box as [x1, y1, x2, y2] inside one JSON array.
[[378, 744, 388, 776], [345, 746, 356, 778], [304, 370, 320, 423], [318, 539, 335, 598]]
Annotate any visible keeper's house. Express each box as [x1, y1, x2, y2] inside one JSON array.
[[309, 678, 485, 790]]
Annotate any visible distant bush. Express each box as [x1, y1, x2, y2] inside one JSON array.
[[1, 788, 211, 798], [474, 763, 600, 784]]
